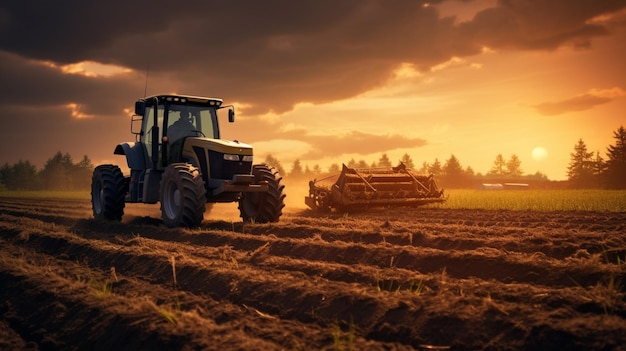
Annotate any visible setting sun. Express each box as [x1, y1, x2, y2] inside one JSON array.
[[531, 146, 548, 161]]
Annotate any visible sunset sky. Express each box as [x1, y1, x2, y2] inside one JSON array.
[[1, 0, 625, 180]]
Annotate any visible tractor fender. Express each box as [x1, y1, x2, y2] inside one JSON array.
[[114, 142, 146, 170]]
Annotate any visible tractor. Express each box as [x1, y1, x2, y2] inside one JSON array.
[[91, 94, 285, 227]]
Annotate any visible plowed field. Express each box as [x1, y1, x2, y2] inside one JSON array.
[[1, 197, 625, 350]]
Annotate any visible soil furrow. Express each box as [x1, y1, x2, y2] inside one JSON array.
[[1, 197, 624, 350]]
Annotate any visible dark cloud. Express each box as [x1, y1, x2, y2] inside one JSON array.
[[460, 0, 625, 50], [0, 51, 142, 114], [532, 88, 626, 115], [2, 0, 623, 114]]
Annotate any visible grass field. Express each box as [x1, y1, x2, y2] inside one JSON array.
[[2, 189, 625, 212], [432, 189, 626, 212]]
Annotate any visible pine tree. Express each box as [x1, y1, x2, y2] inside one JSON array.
[[442, 154, 466, 187], [604, 126, 626, 189], [399, 153, 415, 169], [506, 154, 523, 178], [264, 154, 286, 176], [592, 151, 606, 184], [378, 153, 392, 167], [567, 139, 595, 188], [357, 160, 368, 168], [443, 155, 464, 178], [489, 154, 506, 176], [289, 159, 303, 178], [428, 158, 442, 176]]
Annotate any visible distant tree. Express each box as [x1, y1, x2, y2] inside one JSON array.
[[289, 159, 304, 178], [567, 139, 595, 188], [40, 152, 74, 190], [443, 155, 463, 177], [489, 154, 506, 176], [592, 151, 606, 180], [465, 166, 475, 178], [604, 125, 626, 189], [347, 158, 358, 168], [357, 160, 368, 169], [378, 153, 392, 167], [419, 161, 429, 174], [71, 155, 94, 189], [328, 163, 340, 174], [0, 164, 6, 190], [1, 160, 38, 190], [442, 154, 467, 187], [506, 154, 523, 177], [264, 154, 286, 176], [428, 158, 442, 176], [399, 153, 415, 169], [311, 164, 322, 175], [303, 165, 313, 178]]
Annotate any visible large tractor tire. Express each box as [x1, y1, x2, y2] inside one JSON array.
[[239, 164, 286, 223], [160, 163, 206, 228], [91, 165, 126, 221]]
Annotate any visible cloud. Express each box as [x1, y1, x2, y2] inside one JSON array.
[[532, 87, 626, 115], [2, 0, 624, 115], [0, 51, 141, 115], [227, 123, 428, 161], [460, 0, 623, 50], [300, 131, 428, 159]]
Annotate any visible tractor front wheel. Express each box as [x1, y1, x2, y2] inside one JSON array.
[[91, 165, 126, 221], [160, 163, 206, 227], [239, 164, 286, 223]]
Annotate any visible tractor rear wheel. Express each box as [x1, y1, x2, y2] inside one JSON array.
[[239, 164, 286, 223], [160, 163, 206, 227], [91, 165, 126, 221]]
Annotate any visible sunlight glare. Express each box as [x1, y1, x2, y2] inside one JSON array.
[[531, 146, 548, 161]]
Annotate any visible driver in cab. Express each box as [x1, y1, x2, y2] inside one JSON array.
[[167, 109, 198, 144]]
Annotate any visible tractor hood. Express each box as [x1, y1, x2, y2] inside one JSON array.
[[185, 137, 253, 156], [180, 137, 255, 184]]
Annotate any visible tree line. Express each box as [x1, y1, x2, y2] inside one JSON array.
[[269, 125, 625, 189], [1, 127, 623, 191], [567, 125, 626, 189], [268, 151, 545, 188], [0, 152, 93, 191]]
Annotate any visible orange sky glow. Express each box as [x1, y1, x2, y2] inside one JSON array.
[[1, 1, 625, 181]]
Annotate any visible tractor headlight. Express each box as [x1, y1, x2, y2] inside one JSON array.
[[223, 154, 239, 161], [242, 155, 253, 162]]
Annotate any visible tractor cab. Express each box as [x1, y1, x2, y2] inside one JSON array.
[[133, 95, 232, 168]]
